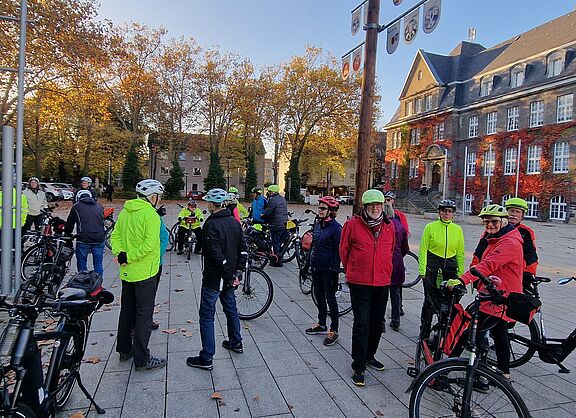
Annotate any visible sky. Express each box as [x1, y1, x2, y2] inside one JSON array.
[[96, 0, 575, 128]]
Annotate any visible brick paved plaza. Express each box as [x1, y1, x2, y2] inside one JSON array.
[[52, 204, 576, 418]]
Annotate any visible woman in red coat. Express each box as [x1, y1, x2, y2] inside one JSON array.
[[339, 189, 395, 387]]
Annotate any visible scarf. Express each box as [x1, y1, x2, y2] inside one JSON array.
[[361, 209, 384, 229]]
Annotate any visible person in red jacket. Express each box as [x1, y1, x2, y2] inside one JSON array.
[[452, 204, 524, 381], [339, 189, 395, 387]]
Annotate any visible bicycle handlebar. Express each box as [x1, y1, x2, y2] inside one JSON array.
[[469, 267, 504, 302]]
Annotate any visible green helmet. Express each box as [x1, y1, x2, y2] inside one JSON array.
[[268, 184, 280, 193], [505, 197, 528, 212], [228, 186, 239, 194], [478, 204, 508, 218], [362, 189, 385, 205]]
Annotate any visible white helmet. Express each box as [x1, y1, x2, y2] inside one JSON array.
[[81, 176, 92, 185], [76, 190, 93, 202], [136, 179, 164, 197], [226, 192, 238, 205]]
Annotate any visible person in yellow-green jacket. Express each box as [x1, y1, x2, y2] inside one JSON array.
[[418, 199, 465, 340], [229, 187, 248, 219], [111, 179, 165, 372], [177, 199, 204, 255], [0, 187, 29, 236]]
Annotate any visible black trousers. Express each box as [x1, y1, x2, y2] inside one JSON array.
[[177, 226, 203, 252], [349, 283, 387, 372], [312, 269, 339, 332], [22, 214, 43, 233], [117, 277, 157, 367], [386, 285, 402, 325]]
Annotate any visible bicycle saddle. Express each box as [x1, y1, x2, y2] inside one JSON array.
[[58, 287, 87, 301], [533, 276, 551, 285]]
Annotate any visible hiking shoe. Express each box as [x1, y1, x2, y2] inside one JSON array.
[[323, 331, 339, 346], [150, 321, 160, 330], [305, 324, 327, 335], [186, 356, 213, 370], [367, 358, 385, 371], [391, 322, 400, 332], [352, 370, 365, 386], [222, 340, 243, 353], [400, 307, 405, 316], [135, 356, 166, 371], [473, 375, 490, 393], [119, 352, 133, 362]]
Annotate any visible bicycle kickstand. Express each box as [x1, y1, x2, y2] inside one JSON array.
[[74, 370, 106, 414]]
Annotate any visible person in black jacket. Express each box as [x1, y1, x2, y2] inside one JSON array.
[[187, 188, 247, 371], [261, 184, 288, 267], [305, 196, 342, 346], [65, 190, 106, 276]]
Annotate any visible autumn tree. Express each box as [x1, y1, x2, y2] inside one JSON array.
[[165, 159, 185, 198], [122, 143, 141, 191]]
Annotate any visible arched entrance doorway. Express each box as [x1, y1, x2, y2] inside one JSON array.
[[431, 164, 441, 191]]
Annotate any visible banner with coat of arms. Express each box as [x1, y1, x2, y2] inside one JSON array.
[[342, 54, 351, 80], [352, 46, 363, 74], [351, 8, 361, 36], [386, 20, 401, 54], [403, 8, 419, 45], [423, 0, 442, 34]]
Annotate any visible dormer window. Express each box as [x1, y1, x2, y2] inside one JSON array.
[[510, 66, 524, 88], [547, 51, 564, 77], [480, 76, 493, 97]]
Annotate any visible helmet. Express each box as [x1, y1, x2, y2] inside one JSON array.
[[228, 186, 239, 194], [479, 204, 508, 218], [226, 192, 238, 204], [438, 200, 457, 211], [187, 199, 197, 207], [319, 196, 340, 210], [268, 184, 280, 193], [203, 188, 228, 205], [76, 190, 93, 202], [384, 190, 396, 199], [80, 176, 92, 185], [251, 187, 262, 194], [135, 179, 164, 197], [505, 197, 528, 212], [361, 189, 385, 205], [28, 177, 39, 183]]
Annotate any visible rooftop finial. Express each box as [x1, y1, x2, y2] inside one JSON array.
[[468, 27, 477, 42]]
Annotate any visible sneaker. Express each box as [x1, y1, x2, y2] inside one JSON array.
[[150, 321, 160, 330], [391, 322, 400, 332], [305, 324, 327, 335], [186, 356, 213, 370], [400, 307, 405, 316], [473, 375, 490, 393], [352, 370, 365, 386], [323, 331, 339, 346], [119, 352, 133, 362], [135, 356, 166, 371], [367, 358, 385, 371], [222, 340, 243, 353]]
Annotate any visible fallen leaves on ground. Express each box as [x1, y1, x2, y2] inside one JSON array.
[[253, 395, 261, 402], [210, 392, 223, 400], [376, 411, 384, 416], [183, 332, 193, 338], [161, 329, 178, 334], [179, 328, 187, 332], [110, 285, 118, 288], [407, 359, 415, 365], [69, 412, 85, 418], [186, 319, 194, 324], [84, 356, 101, 364]]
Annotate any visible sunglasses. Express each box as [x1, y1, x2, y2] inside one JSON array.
[[318, 206, 329, 211], [482, 219, 501, 226], [385, 198, 392, 202]]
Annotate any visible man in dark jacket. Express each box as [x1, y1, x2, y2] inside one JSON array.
[[187, 188, 247, 371], [261, 184, 288, 266], [65, 190, 106, 276]]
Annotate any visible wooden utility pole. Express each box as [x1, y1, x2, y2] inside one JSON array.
[[353, 0, 380, 213]]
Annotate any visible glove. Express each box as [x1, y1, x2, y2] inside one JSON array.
[[117, 251, 128, 265], [446, 278, 463, 290], [156, 206, 166, 217], [225, 272, 241, 289]]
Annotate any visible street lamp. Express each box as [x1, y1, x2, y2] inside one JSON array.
[[226, 157, 231, 190], [183, 172, 188, 197]]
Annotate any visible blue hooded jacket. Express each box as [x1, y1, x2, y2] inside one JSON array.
[[310, 218, 342, 272]]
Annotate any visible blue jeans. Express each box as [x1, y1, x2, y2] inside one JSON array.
[[198, 286, 242, 362], [76, 241, 105, 276], [270, 228, 289, 260]]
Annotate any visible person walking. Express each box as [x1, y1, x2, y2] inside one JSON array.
[[261, 184, 288, 267], [176, 200, 204, 255], [111, 179, 166, 371], [105, 183, 114, 202], [305, 196, 342, 346], [250, 187, 267, 223], [339, 189, 396, 386], [418, 200, 465, 341], [65, 190, 106, 276], [187, 188, 247, 371], [22, 177, 47, 233]]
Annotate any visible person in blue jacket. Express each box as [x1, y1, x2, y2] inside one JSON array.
[[305, 196, 342, 346], [250, 187, 267, 223]]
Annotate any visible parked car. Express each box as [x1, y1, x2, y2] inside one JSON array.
[[187, 190, 205, 200], [337, 195, 354, 205], [51, 183, 75, 200], [39, 182, 64, 202]]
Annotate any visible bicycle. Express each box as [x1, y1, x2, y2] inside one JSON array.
[[235, 250, 274, 320], [310, 268, 352, 316], [408, 268, 531, 417], [103, 207, 115, 250], [170, 204, 205, 258], [0, 279, 114, 417]]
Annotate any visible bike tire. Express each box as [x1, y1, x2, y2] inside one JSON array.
[[15, 401, 38, 418], [310, 268, 352, 316], [166, 225, 175, 252], [16, 243, 58, 303], [281, 239, 297, 263], [104, 225, 114, 250], [402, 251, 421, 288], [409, 358, 530, 418], [236, 268, 274, 320], [169, 222, 179, 252], [486, 319, 540, 369]]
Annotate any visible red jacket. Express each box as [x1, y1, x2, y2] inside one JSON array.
[[339, 215, 395, 287], [461, 225, 524, 321]]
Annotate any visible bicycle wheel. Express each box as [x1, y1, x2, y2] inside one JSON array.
[[409, 358, 530, 418], [281, 239, 297, 263], [170, 222, 179, 252], [166, 225, 175, 252], [403, 251, 421, 288], [486, 319, 539, 369], [299, 269, 313, 295], [21, 242, 54, 281], [104, 225, 114, 250], [236, 268, 274, 320], [14, 402, 38, 418], [311, 268, 352, 316]]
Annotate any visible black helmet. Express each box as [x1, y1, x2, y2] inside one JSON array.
[[251, 187, 262, 194], [438, 199, 457, 211]]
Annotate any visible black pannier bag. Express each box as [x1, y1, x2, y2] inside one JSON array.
[[506, 292, 541, 324], [66, 271, 103, 295]]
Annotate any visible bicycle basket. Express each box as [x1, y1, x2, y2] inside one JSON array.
[[301, 230, 313, 251], [505, 292, 541, 324], [65, 271, 103, 295], [443, 303, 471, 356]]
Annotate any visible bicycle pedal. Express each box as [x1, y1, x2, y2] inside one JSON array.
[[407, 367, 419, 378]]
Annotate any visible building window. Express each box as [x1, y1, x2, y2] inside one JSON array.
[[510, 67, 524, 88], [409, 159, 419, 178], [486, 111, 497, 135], [410, 128, 420, 145], [468, 116, 479, 138], [464, 193, 474, 213], [552, 141, 569, 173], [192, 155, 202, 161], [501, 194, 512, 206], [526, 195, 539, 219], [504, 147, 517, 175], [193, 167, 202, 176], [391, 131, 402, 149], [349, 173, 355, 181], [547, 53, 564, 77], [507, 106, 519, 131], [425, 94, 432, 111], [415, 97, 422, 113], [160, 167, 170, 175], [526, 145, 542, 174], [480, 77, 493, 97], [466, 152, 476, 177], [405, 101, 413, 116], [191, 183, 199, 191], [390, 160, 398, 179], [557, 94, 573, 122], [529, 101, 544, 127], [178, 152, 186, 161], [549, 195, 567, 220], [483, 196, 492, 207], [483, 149, 495, 176], [433, 123, 444, 141]]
